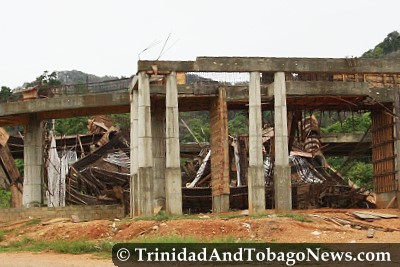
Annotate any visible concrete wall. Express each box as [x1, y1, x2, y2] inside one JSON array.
[[0, 205, 124, 223], [375, 191, 399, 208]]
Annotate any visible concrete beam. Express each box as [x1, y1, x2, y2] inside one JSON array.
[[23, 114, 44, 207], [267, 81, 395, 102], [247, 72, 265, 214], [209, 88, 230, 212], [0, 81, 395, 127], [165, 72, 183, 215], [153, 82, 393, 102], [137, 72, 154, 216], [273, 72, 292, 212], [0, 91, 130, 118], [321, 133, 372, 143], [138, 57, 400, 74]]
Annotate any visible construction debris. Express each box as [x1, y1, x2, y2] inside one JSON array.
[[350, 211, 398, 221], [65, 132, 130, 213], [0, 109, 381, 213], [182, 113, 374, 211], [312, 213, 400, 232], [0, 127, 23, 208], [367, 228, 375, 238]]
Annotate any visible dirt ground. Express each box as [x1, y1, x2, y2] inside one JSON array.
[[0, 252, 113, 267], [1, 208, 399, 266]]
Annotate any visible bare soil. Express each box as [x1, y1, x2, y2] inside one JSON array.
[[1, 208, 400, 266], [0, 252, 113, 267]]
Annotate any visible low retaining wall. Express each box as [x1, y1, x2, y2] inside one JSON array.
[[0, 205, 124, 223], [375, 191, 399, 209]]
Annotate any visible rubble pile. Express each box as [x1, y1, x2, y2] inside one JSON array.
[[183, 114, 374, 210], [0, 113, 374, 212]]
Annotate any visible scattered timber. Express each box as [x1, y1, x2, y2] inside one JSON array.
[[313, 213, 400, 232]]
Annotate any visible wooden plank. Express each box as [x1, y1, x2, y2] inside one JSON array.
[[0, 128, 23, 208], [385, 196, 397, 209]]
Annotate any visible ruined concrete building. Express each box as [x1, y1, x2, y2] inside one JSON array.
[[0, 57, 399, 216]]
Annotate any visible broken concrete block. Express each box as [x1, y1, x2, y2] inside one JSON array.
[[71, 215, 81, 223]]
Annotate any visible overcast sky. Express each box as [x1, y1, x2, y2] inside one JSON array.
[[1, 0, 399, 88]]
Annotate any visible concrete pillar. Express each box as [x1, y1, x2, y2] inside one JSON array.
[[137, 72, 154, 216], [165, 72, 183, 215], [130, 84, 139, 217], [210, 87, 230, 212], [23, 114, 44, 207], [248, 72, 265, 214], [273, 72, 292, 211], [152, 99, 166, 209]]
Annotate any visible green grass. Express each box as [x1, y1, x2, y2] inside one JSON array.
[[0, 237, 34, 251], [276, 213, 313, 223], [132, 210, 313, 223], [0, 229, 12, 242], [0, 238, 114, 255], [25, 219, 41, 226], [133, 211, 200, 222], [215, 214, 247, 220], [130, 234, 251, 243], [133, 211, 172, 221]]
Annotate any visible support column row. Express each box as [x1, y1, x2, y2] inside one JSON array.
[[130, 72, 182, 216]]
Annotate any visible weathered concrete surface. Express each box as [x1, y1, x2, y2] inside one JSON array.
[[165, 72, 183, 215], [139, 57, 400, 73], [321, 133, 372, 143], [375, 191, 399, 208], [23, 114, 44, 207], [130, 86, 139, 217], [273, 72, 292, 212], [137, 72, 154, 216], [248, 72, 265, 214], [0, 82, 394, 127], [0, 92, 130, 118], [152, 101, 166, 209]]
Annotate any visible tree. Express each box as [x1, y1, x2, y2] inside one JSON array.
[[54, 117, 89, 136], [0, 86, 11, 102], [381, 31, 400, 54], [110, 114, 130, 130], [24, 71, 62, 88], [180, 115, 210, 143], [362, 31, 400, 58], [0, 188, 11, 208], [321, 112, 371, 134], [228, 111, 248, 135]]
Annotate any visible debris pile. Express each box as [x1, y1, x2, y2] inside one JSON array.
[[0, 111, 375, 213], [65, 132, 130, 212], [313, 211, 399, 232], [182, 114, 374, 211]]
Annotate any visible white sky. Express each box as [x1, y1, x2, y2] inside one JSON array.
[[0, 0, 399, 88]]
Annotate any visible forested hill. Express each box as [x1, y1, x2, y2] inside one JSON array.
[[362, 30, 400, 58], [56, 70, 120, 85]]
